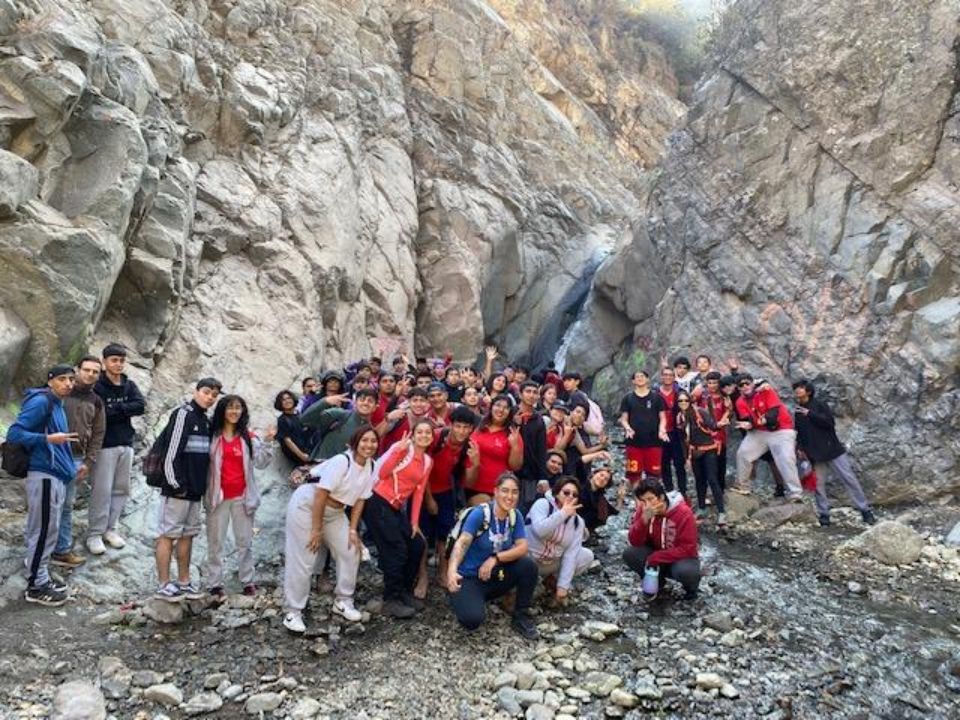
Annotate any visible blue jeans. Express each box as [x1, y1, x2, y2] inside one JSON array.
[[54, 461, 81, 553]]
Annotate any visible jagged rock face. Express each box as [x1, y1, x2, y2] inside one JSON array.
[[582, 0, 960, 502], [0, 0, 682, 415]]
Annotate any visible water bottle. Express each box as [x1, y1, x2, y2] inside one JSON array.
[[642, 565, 660, 598]]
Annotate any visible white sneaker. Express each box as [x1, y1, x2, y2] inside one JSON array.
[[332, 599, 363, 622], [103, 531, 126, 549], [283, 612, 306, 634], [86, 536, 106, 555]]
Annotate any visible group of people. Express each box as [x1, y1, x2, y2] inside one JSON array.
[[5, 345, 876, 643]]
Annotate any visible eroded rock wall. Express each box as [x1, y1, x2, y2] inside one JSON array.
[[0, 0, 683, 418], [579, 0, 960, 501]]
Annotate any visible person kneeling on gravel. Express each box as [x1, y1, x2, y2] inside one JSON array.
[[282, 426, 379, 633], [447, 472, 539, 639], [623, 479, 701, 601], [525, 476, 593, 607]]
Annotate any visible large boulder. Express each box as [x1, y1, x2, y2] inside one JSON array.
[[837, 520, 925, 566], [51, 680, 106, 720]]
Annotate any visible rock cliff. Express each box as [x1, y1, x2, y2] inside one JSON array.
[[0, 0, 683, 415], [575, 0, 960, 502]]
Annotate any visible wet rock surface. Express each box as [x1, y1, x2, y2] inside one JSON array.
[[0, 483, 957, 719]]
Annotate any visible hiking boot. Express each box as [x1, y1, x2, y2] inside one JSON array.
[[283, 611, 306, 634], [86, 536, 106, 556], [25, 582, 67, 607], [155, 582, 184, 602], [401, 592, 425, 613], [511, 612, 539, 640], [382, 600, 416, 619], [177, 581, 205, 600], [103, 531, 126, 549], [243, 584, 257, 596], [50, 550, 86, 568], [861, 509, 877, 526], [818, 514, 831, 527], [332, 599, 363, 622]]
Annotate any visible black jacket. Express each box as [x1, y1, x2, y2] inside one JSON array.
[[517, 410, 547, 482], [794, 398, 845, 463], [94, 374, 145, 448], [160, 400, 212, 501]]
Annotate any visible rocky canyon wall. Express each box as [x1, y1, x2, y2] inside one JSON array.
[[573, 0, 960, 502], [0, 0, 683, 420]]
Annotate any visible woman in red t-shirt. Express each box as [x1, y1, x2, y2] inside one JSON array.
[[468, 396, 523, 505], [205, 395, 275, 597]]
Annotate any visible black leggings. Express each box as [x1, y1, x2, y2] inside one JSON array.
[[448, 555, 538, 630], [660, 432, 688, 496], [362, 493, 425, 602], [692, 451, 725, 513], [622, 544, 701, 595]]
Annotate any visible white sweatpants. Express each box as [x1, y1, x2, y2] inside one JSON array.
[[205, 498, 255, 588], [284, 503, 361, 612], [735, 429, 802, 497], [535, 547, 595, 587]]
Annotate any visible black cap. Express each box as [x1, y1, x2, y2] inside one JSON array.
[[47, 363, 75, 380], [552, 400, 571, 414], [427, 382, 447, 394], [101, 343, 127, 359]]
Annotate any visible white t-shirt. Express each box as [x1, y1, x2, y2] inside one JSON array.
[[306, 451, 376, 507]]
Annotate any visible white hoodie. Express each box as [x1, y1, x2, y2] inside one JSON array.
[[525, 492, 586, 590]]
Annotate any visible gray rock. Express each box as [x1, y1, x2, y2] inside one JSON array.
[[0, 149, 38, 217], [220, 684, 244, 700], [608, 689, 639, 709], [722, 493, 762, 525], [634, 681, 662, 700], [582, 672, 622, 697], [142, 598, 185, 624], [516, 690, 546, 707], [751, 502, 816, 528], [244, 692, 283, 714], [720, 683, 740, 699], [289, 697, 322, 720], [203, 673, 229, 690], [494, 671, 519, 689], [131, 670, 165, 688], [945, 522, 960, 548], [838, 521, 925, 565], [526, 704, 556, 720], [143, 683, 184, 707], [51, 680, 106, 720], [498, 686, 523, 715], [702, 612, 735, 633], [695, 673, 725, 690], [183, 692, 223, 715]]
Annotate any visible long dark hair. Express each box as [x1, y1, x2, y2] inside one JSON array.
[[478, 394, 516, 432], [212, 394, 252, 452]]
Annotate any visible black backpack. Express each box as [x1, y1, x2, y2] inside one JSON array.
[[1, 392, 56, 478], [143, 412, 176, 488]]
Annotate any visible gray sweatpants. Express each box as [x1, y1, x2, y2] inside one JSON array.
[[813, 453, 871, 516], [88, 445, 133, 538], [24, 473, 66, 588], [284, 504, 361, 612], [735, 429, 802, 498], [205, 498, 256, 588]]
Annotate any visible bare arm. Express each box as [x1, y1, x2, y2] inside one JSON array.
[[283, 436, 310, 463]]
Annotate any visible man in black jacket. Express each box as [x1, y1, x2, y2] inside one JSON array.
[[89, 344, 145, 555], [516, 381, 547, 512], [154, 377, 221, 601], [792, 380, 875, 527]]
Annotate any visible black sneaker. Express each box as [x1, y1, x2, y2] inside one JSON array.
[[25, 583, 67, 607], [382, 600, 416, 619], [682, 589, 699, 602], [861, 510, 877, 525], [401, 592, 425, 613], [511, 612, 539, 640], [48, 576, 68, 593], [818, 514, 831, 527], [774, 485, 786, 498]]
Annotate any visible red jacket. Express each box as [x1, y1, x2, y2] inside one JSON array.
[[627, 492, 699, 566], [747, 383, 793, 431]]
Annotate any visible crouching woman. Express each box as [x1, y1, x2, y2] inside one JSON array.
[[447, 472, 539, 640], [525, 476, 594, 606], [282, 426, 378, 633], [622, 479, 701, 601]]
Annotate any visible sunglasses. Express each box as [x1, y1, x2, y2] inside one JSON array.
[[560, 489, 579, 497], [677, 399, 691, 404]]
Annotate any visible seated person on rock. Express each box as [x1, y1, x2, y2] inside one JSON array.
[[622, 479, 700, 601], [446, 472, 539, 639], [525, 476, 594, 607]]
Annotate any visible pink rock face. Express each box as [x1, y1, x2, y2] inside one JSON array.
[[582, 0, 960, 503]]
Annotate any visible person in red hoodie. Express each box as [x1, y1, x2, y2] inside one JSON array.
[[622, 479, 701, 600], [732, 374, 802, 500]]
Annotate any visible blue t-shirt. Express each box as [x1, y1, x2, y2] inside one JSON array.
[[459, 504, 526, 578]]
